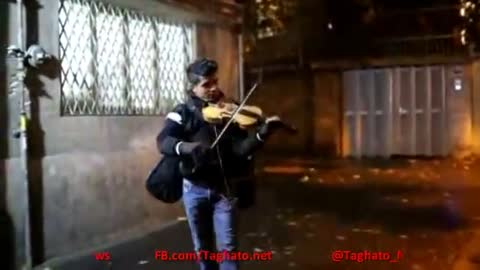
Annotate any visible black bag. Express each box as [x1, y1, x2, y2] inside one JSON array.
[[233, 177, 257, 209], [145, 155, 183, 203]]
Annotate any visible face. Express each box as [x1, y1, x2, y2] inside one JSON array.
[[192, 74, 221, 103]]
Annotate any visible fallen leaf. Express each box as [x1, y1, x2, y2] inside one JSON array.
[[448, 254, 456, 264], [412, 264, 423, 270], [300, 175, 310, 182], [353, 174, 361, 179]]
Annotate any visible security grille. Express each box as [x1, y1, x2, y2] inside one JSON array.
[[58, 0, 194, 115]]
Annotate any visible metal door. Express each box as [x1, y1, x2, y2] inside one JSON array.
[[393, 66, 448, 156], [343, 66, 449, 158]]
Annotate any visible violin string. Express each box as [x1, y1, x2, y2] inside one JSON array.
[[210, 83, 258, 148]]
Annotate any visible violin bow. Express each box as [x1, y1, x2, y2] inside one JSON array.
[[210, 83, 258, 148]]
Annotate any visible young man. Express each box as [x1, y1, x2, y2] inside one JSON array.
[[157, 58, 282, 270]]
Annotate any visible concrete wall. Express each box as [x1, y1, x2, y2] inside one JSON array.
[[246, 67, 342, 157], [197, 23, 240, 99], [312, 70, 342, 156], [1, 0, 240, 269], [470, 59, 480, 155]]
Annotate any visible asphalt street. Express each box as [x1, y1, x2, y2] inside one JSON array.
[[35, 157, 480, 270]]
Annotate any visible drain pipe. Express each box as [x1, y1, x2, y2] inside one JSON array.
[[8, 0, 51, 268], [16, 1, 33, 269], [15, 0, 33, 269]]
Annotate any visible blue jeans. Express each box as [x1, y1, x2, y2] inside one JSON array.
[[182, 179, 239, 270]]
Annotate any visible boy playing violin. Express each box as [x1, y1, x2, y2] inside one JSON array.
[[156, 58, 283, 270]]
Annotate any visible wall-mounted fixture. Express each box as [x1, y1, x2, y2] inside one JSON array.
[[454, 78, 463, 91]]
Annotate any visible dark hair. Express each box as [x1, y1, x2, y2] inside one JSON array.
[[186, 58, 218, 85]]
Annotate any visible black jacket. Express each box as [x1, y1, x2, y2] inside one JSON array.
[[157, 94, 265, 192]]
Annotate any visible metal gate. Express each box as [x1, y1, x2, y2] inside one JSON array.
[[343, 65, 455, 158]]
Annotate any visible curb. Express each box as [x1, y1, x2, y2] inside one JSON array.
[[33, 220, 183, 270]]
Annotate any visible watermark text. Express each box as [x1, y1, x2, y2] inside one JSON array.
[[331, 250, 403, 263], [155, 250, 272, 262]]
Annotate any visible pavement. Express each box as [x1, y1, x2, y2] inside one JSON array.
[[34, 155, 480, 270]]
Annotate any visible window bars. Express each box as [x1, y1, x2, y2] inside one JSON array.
[[58, 0, 194, 115]]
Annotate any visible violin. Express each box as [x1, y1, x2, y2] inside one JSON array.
[[200, 83, 297, 149], [202, 101, 297, 133], [202, 101, 262, 127]]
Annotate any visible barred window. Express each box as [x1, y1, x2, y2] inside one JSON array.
[[58, 0, 194, 115]]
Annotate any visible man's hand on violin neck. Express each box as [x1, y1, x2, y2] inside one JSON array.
[[265, 115, 281, 124], [264, 115, 284, 129], [256, 115, 282, 139]]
